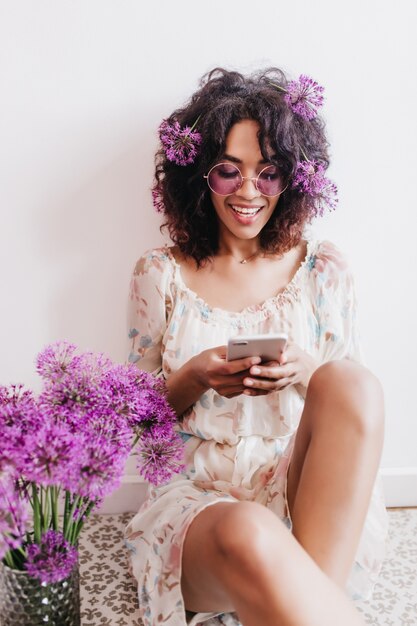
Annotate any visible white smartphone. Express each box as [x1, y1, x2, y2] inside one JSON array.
[[227, 333, 288, 363]]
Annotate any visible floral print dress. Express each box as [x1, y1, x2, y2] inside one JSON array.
[[124, 239, 388, 626]]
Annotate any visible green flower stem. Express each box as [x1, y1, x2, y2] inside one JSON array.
[[43, 486, 50, 532], [131, 432, 141, 448], [300, 147, 309, 161], [269, 81, 287, 93], [189, 114, 201, 133], [7, 544, 28, 570], [64, 495, 82, 543], [39, 486, 43, 519], [16, 545, 27, 559], [68, 496, 86, 544], [63, 491, 71, 537], [25, 484, 34, 509], [32, 483, 41, 544], [72, 499, 96, 544], [51, 485, 59, 531], [4, 550, 17, 569]]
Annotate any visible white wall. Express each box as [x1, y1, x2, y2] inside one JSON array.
[[1, 1, 416, 489]]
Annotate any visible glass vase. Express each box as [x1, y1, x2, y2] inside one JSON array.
[[0, 561, 80, 626]]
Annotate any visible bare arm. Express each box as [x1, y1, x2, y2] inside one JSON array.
[[165, 356, 209, 416], [165, 346, 262, 417]]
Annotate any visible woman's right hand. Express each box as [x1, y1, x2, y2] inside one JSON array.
[[166, 346, 262, 416], [191, 346, 262, 399]]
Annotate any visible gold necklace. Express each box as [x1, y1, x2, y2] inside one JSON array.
[[239, 251, 260, 264]]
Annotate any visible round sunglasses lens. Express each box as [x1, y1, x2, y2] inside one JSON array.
[[207, 163, 242, 195], [257, 165, 283, 196]]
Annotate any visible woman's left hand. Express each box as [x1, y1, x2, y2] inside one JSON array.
[[242, 342, 318, 396]]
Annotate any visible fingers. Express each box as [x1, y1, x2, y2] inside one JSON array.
[[244, 359, 297, 391], [223, 355, 262, 375], [218, 378, 272, 398], [220, 384, 256, 398], [279, 342, 303, 365], [248, 363, 293, 380], [243, 388, 269, 397], [244, 374, 296, 392]]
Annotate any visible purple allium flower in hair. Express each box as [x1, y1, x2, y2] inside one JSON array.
[[135, 426, 184, 485], [159, 119, 202, 166], [151, 184, 165, 213], [292, 160, 338, 216], [0, 472, 29, 560], [292, 160, 325, 194], [25, 530, 78, 583], [284, 75, 324, 120], [318, 179, 338, 214]]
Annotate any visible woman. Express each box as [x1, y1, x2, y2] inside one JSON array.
[[125, 68, 388, 626]]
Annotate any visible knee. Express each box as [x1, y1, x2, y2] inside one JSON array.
[[212, 502, 286, 574], [307, 359, 385, 436]]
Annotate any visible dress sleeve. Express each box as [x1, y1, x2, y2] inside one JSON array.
[[127, 249, 171, 376], [309, 241, 363, 365]]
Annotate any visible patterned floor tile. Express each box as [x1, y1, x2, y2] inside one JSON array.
[[79, 509, 417, 625]]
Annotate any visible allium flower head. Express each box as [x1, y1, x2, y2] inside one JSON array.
[[74, 432, 127, 500], [25, 530, 78, 583], [151, 184, 165, 213], [284, 75, 324, 120], [136, 426, 184, 485], [101, 364, 171, 429], [0, 384, 37, 428], [0, 471, 29, 560], [292, 160, 338, 216], [127, 387, 176, 431], [0, 384, 41, 470], [36, 341, 78, 381], [159, 119, 202, 166], [0, 383, 34, 406], [1, 339, 186, 569], [18, 421, 82, 489], [38, 350, 113, 424]]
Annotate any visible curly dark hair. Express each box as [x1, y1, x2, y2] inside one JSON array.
[[154, 67, 330, 266]]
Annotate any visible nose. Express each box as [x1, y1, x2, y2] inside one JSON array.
[[235, 177, 260, 200]]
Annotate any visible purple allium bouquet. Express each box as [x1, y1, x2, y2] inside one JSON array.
[[0, 342, 184, 582]]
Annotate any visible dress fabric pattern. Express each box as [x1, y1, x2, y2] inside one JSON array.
[[125, 240, 388, 626]]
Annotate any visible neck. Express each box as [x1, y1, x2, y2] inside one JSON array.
[[218, 237, 261, 263], [218, 247, 261, 264]]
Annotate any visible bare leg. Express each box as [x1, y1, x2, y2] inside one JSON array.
[[181, 501, 366, 626], [286, 359, 385, 585]]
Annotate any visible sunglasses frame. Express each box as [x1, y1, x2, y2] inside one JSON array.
[[204, 162, 287, 197]]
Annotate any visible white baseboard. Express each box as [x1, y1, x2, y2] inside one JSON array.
[[98, 467, 417, 515], [379, 467, 417, 508], [97, 477, 149, 514]]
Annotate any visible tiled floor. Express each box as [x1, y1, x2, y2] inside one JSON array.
[[79, 508, 417, 625]]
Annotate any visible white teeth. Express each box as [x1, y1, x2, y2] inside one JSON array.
[[231, 205, 261, 216]]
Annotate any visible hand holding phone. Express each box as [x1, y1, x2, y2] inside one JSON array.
[[227, 333, 288, 363]]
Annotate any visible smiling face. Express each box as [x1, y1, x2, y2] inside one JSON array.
[[209, 119, 284, 249]]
